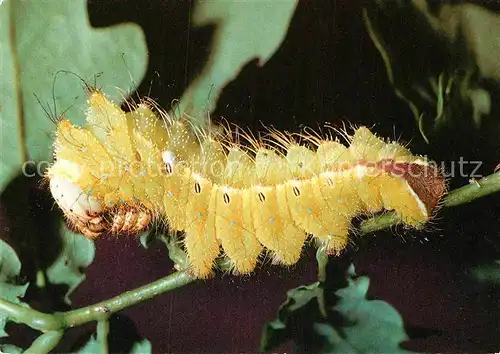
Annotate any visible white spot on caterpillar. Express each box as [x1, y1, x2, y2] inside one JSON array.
[[353, 164, 368, 178], [162, 150, 176, 175]]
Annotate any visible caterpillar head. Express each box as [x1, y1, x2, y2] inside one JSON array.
[[49, 173, 104, 237], [48, 170, 152, 238], [46, 90, 180, 237]]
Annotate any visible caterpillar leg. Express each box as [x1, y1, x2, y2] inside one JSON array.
[[110, 206, 152, 234], [69, 215, 107, 238]]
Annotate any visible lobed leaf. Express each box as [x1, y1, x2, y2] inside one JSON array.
[[129, 339, 152, 354], [363, 1, 500, 140], [0, 0, 148, 193], [0, 344, 23, 354], [0, 239, 29, 338], [78, 336, 152, 354], [45, 224, 95, 305], [178, 0, 297, 122], [261, 264, 415, 353]]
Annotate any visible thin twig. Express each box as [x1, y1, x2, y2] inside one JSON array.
[[23, 330, 63, 354], [97, 319, 110, 354], [0, 270, 196, 333]]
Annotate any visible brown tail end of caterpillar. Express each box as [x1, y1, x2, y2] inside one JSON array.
[[46, 90, 446, 278]]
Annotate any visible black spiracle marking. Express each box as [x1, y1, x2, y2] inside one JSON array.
[[165, 162, 173, 175]]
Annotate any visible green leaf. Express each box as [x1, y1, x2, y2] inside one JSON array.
[[45, 224, 95, 305], [138, 230, 155, 249], [178, 0, 297, 121], [0, 239, 29, 338], [329, 265, 413, 353], [313, 323, 357, 353], [0, 0, 147, 192], [159, 234, 190, 271], [470, 260, 500, 284], [77, 331, 151, 354], [130, 339, 152, 354], [77, 333, 100, 354], [261, 264, 415, 354], [0, 344, 23, 354], [260, 282, 322, 353], [363, 2, 500, 139]]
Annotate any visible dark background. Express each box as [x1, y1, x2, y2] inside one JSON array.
[[2, 0, 500, 353]]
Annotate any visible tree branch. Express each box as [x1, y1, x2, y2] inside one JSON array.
[[23, 331, 63, 354], [0, 270, 196, 333], [62, 270, 195, 328], [442, 172, 500, 207], [97, 319, 110, 354]]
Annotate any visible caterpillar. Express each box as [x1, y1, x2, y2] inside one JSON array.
[[46, 89, 446, 278]]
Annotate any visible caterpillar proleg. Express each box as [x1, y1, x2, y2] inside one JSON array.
[[47, 90, 446, 277]]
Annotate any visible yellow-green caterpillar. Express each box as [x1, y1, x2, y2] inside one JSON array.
[[47, 90, 446, 278]]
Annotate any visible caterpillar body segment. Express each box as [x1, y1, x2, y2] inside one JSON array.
[[47, 90, 446, 278], [316, 141, 350, 170], [355, 167, 385, 213], [126, 103, 169, 147], [131, 135, 164, 211], [251, 184, 306, 266], [255, 149, 291, 185], [162, 170, 190, 232], [349, 126, 388, 161], [196, 138, 227, 184], [311, 172, 361, 253], [212, 185, 263, 274], [285, 179, 323, 239], [183, 170, 219, 278], [285, 145, 320, 178]]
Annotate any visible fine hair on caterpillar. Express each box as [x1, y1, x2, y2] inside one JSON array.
[[46, 88, 446, 278], [36, 70, 106, 125]]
